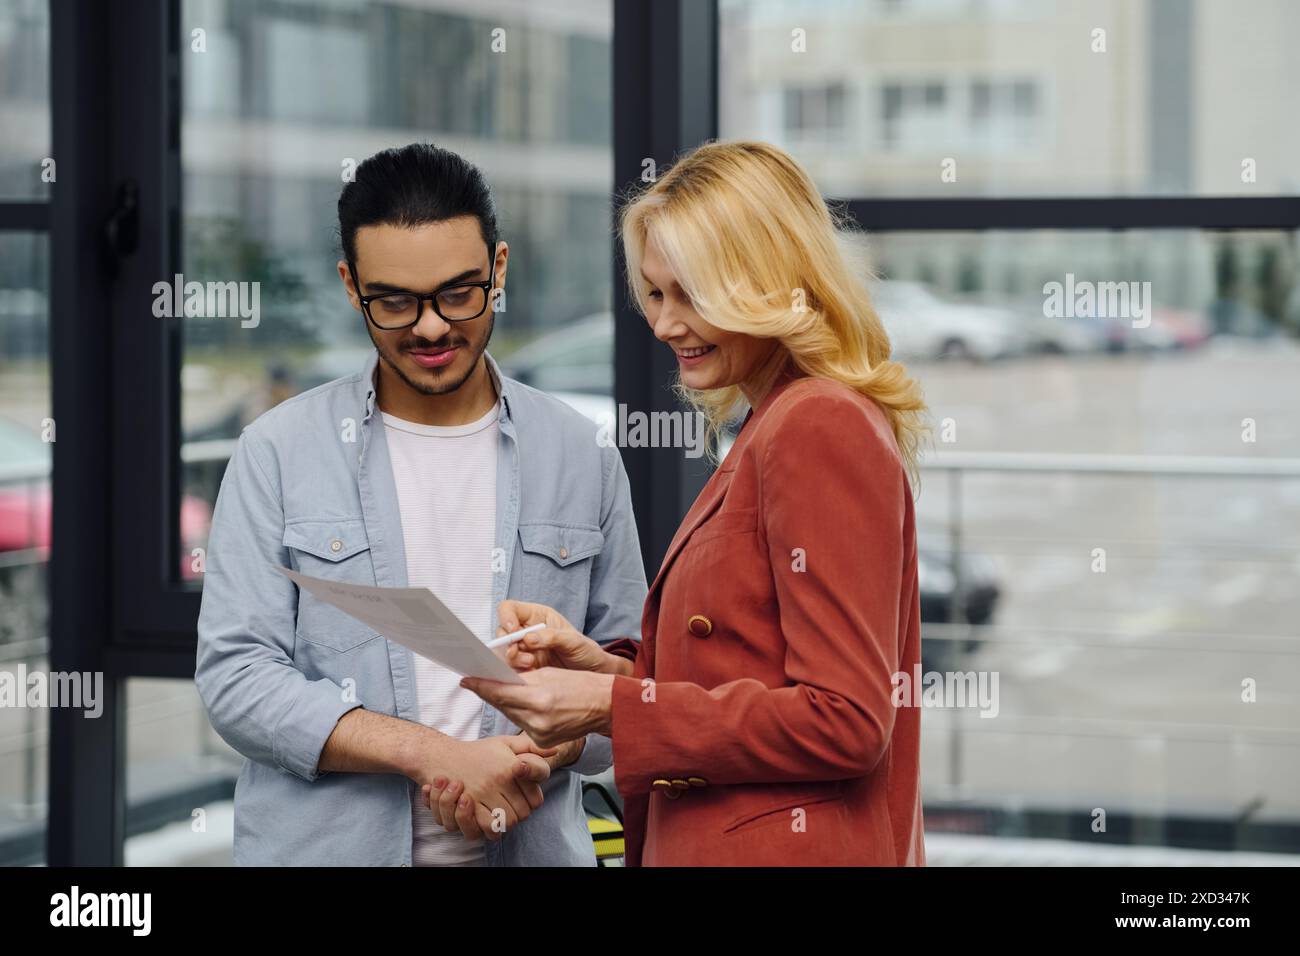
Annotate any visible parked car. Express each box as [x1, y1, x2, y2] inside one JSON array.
[[1015, 307, 1111, 356], [0, 417, 50, 554], [870, 280, 1022, 362], [499, 313, 612, 395], [0, 416, 211, 581], [916, 530, 1001, 672]]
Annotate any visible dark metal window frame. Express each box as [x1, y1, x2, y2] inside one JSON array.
[[34, 0, 1300, 864], [43, 0, 181, 865], [839, 196, 1300, 232], [613, 0, 719, 570]]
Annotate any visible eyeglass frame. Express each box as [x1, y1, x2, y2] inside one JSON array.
[[347, 247, 498, 330]]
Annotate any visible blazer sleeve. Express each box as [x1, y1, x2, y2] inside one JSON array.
[[610, 391, 907, 791]]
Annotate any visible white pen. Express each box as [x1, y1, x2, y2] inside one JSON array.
[[484, 622, 546, 650]]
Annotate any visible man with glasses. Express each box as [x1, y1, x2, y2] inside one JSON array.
[[196, 143, 647, 866]]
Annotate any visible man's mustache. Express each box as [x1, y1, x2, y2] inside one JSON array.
[[401, 337, 468, 351]]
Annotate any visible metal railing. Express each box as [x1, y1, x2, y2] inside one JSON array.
[[919, 449, 1300, 810], [3, 445, 1300, 843]]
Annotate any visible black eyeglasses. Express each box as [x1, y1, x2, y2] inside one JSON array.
[[348, 256, 495, 330]]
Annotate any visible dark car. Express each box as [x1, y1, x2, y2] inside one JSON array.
[[916, 530, 1001, 671]]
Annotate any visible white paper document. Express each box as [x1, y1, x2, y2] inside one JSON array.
[[276, 565, 524, 684]]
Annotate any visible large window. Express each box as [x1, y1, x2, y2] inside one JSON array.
[[0, 0, 49, 200], [22, 0, 1295, 868], [0, 0, 49, 867], [721, 0, 1300, 198], [0, 232, 50, 866], [722, 0, 1300, 860], [130, 0, 615, 862], [124, 677, 241, 866], [178, 0, 614, 579]]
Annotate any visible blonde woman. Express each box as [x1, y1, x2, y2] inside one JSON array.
[[449, 141, 929, 866]]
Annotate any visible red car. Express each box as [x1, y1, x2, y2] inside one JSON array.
[[0, 417, 211, 580]]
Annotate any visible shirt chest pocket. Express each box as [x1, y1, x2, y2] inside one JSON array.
[[515, 522, 604, 625], [283, 517, 382, 653]]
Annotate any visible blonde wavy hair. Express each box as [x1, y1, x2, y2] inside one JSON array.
[[619, 140, 929, 483]]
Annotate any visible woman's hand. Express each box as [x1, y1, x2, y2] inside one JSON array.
[[497, 600, 630, 675], [460, 669, 616, 748]]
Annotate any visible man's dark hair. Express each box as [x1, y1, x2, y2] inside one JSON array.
[[338, 143, 498, 263]]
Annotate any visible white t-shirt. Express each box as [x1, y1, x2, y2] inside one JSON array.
[[382, 401, 500, 867]]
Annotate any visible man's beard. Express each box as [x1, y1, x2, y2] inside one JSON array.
[[368, 313, 494, 396]]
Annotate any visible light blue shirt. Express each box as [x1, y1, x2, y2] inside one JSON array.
[[195, 349, 646, 865]]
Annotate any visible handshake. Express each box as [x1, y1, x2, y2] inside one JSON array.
[[418, 600, 633, 842]]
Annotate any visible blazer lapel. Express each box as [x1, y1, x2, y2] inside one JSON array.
[[646, 467, 733, 599], [645, 361, 805, 600]]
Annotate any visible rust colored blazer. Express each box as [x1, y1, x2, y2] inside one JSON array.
[[606, 368, 926, 866]]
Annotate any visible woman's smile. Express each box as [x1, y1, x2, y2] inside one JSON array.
[[674, 343, 717, 367]]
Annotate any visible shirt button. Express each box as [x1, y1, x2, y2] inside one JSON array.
[[329, 539, 343, 553], [688, 614, 712, 638], [558, 546, 569, 560]]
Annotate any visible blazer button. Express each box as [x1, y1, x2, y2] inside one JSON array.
[[670, 778, 690, 791], [652, 778, 681, 800], [687, 776, 708, 788], [687, 614, 712, 638]]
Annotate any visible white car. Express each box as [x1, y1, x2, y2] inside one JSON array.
[[870, 280, 1021, 362]]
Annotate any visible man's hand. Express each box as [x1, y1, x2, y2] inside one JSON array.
[[416, 734, 556, 842], [421, 736, 586, 830], [460, 669, 615, 748]]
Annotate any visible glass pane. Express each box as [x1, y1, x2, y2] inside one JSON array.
[[178, 0, 613, 568], [862, 228, 1300, 861], [0, 231, 50, 865], [124, 678, 240, 866], [0, 0, 51, 200], [720, 0, 1300, 198]]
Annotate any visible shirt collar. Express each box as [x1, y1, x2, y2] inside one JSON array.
[[358, 348, 514, 425]]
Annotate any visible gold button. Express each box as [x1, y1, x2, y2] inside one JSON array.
[[652, 778, 681, 799], [688, 614, 712, 638], [558, 546, 569, 560], [329, 539, 343, 553], [670, 778, 690, 790], [687, 776, 708, 788]]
